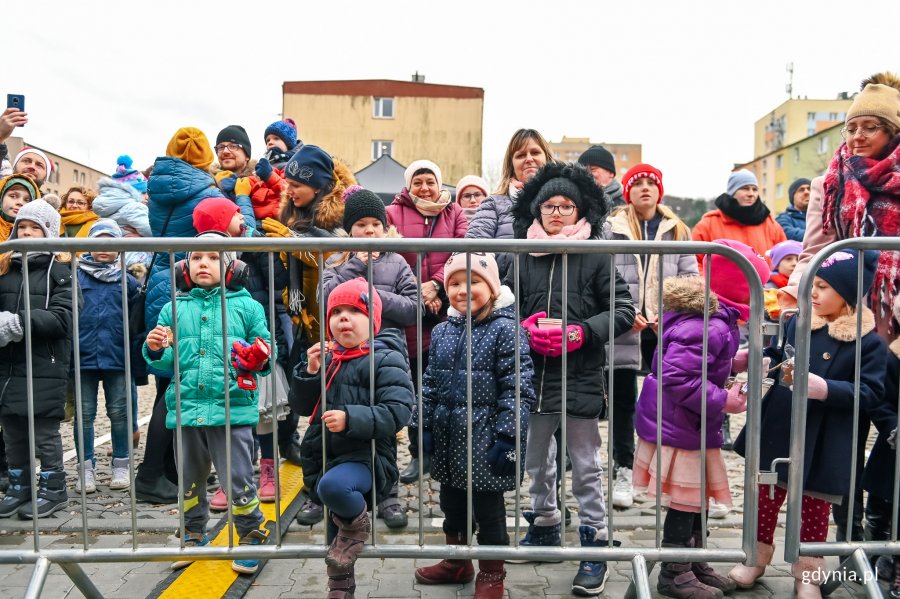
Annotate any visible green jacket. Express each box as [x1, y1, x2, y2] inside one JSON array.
[[143, 287, 272, 429]]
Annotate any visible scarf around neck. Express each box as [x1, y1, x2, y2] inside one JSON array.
[[526, 217, 593, 256], [822, 136, 900, 324], [411, 189, 451, 217], [78, 255, 122, 283], [308, 342, 371, 423], [714, 193, 771, 226]]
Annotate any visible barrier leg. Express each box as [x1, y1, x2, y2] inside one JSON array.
[[22, 557, 50, 599], [59, 561, 104, 599], [627, 555, 653, 599]]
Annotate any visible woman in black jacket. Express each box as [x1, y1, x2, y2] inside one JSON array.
[[507, 163, 634, 596]]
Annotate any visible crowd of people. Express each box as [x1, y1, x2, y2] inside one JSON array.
[[0, 72, 897, 599]]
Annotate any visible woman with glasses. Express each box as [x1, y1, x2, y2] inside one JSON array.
[[467, 129, 556, 279], [601, 163, 697, 512], [509, 162, 635, 597], [59, 186, 99, 238], [454, 174, 489, 221], [790, 72, 900, 342]]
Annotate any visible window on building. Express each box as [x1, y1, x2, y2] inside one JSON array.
[[80, 172, 85, 185], [372, 140, 393, 160], [775, 154, 783, 169], [829, 112, 838, 120], [776, 183, 784, 198], [621, 152, 628, 160], [818, 137, 829, 154], [373, 97, 394, 119], [793, 147, 800, 163], [73, 169, 79, 183], [54, 162, 60, 183], [807, 112, 816, 120]]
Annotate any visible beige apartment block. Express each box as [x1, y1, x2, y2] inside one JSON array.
[[549, 136, 642, 178], [282, 79, 484, 187], [5, 136, 107, 197], [753, 97, 852, 159]]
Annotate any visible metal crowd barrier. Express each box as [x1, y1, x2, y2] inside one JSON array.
[[788, 237, 900, 598], [0, 236, 768, 599]]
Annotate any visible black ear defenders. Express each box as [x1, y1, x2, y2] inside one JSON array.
[[173, 256, 249, 292]]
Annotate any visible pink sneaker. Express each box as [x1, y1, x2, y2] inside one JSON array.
[[209, 487, 228, 512], [259, 459, 276, 503]]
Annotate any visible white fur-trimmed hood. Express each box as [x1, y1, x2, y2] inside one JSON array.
[[447, 285, 515, 318]]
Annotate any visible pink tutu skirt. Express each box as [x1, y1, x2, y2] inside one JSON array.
[[633, 438, 732, 513]]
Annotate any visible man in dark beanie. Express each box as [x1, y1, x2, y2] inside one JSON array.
[[213, 125, 259, 230], [776, 178, 811, 241], [578, 145, 624, 206]]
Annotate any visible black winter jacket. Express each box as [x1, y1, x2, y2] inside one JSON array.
[[239, 230, 290, 367], [863, 338, 900, 501], [290, 328, 413, 503], [0, 255, 79, 420]]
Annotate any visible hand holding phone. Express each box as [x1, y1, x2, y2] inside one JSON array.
[[1, 95, 27, 138], [6, 95, 25, 112]]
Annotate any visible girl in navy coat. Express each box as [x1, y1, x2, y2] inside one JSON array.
[[414, 252, 534, 599], [731, 250, 886, 597]]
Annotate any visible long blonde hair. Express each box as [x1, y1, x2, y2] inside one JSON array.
[[0, 251, 72, 276], [615, 203, 691, 241], [496, 129, 557, 196]]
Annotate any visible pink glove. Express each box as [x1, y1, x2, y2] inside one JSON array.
[[522, 312, 548, 354], [732, 348, 749, 373], [724, 383, 747, 414], [806, 373, 828, 400], [530, 324, 585, 357]]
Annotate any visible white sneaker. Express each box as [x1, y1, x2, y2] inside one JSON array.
[[109, 458, 130, 490], [76, 460, 96, 494], [708, 498, 730, 519], [612, 466, 634, 508]]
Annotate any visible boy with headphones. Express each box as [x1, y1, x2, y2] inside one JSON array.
[[144, 231, 273, 575]]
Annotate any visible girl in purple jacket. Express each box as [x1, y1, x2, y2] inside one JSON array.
[[633, 240, 769, 599]]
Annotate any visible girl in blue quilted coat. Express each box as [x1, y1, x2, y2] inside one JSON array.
[[414, 252, 535, 599]]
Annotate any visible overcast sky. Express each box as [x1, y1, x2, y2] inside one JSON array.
[[4, 0, 895, 198]]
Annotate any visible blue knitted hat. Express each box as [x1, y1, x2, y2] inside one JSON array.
[[815, 250, 879, 308], [111, 155, 148, 193], [284, 145, 333, 191], [264, 119, 298, 150]]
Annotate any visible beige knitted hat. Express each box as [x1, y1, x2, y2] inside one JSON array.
[[845, 73, 900, 130]]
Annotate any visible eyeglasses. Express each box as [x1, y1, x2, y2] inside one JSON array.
[[840, 125, 885, 140], [460, 192, 485, 201], [67, 200, 88, 208], [215, 143, 244, 154], [539, 203, 576, 216]]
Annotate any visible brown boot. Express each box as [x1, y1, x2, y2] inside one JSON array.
[[326, 564, 355, 599], [792, 556, 824, 599], [325, 510, 370, 568], [727, 541, 775, 589], [658, 559, 724, 599], [414, 531, 475, 584], [474, 560, 505, 599], [690, 532, 736, 593]]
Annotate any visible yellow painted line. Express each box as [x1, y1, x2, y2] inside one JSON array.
[[158, 461, 305, 599]]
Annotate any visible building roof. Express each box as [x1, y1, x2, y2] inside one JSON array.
[[283, 79, 484, 100], [354, 154, 408, 204]]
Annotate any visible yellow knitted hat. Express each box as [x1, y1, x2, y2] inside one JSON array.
[[165, 127, 214, 171]]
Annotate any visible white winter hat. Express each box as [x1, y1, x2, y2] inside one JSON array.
[[11, 199, 60, 239]]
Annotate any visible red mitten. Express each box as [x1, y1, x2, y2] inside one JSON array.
[[724, 383, 747, 414], [231, 337, 271, 372]]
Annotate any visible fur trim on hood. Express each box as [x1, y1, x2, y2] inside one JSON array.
[[447, 285, 516, 318], [861, 72, 900, 91], [810, 306, 875, 341], [889, 337, 900, 359], [511, 162, 609, 239], [277, 158, 356, 232], [662, 276, 719, 315]]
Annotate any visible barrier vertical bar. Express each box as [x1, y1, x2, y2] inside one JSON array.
[[119, 252, 138, 549], [465, 252, 474, 545], [513, 251, 522, 545], [607, 253, 616, 539], [169, 252, 187, 545], [268, 251, 282, 546], [699, 255, 710, 546], [21, 252, 39, 548], [368, 253, 377, 547], [845, 251, 864, 546], [70, 258, 89, 548], [560, 253, 568, 545], [415, 252, 424, 546], [220, 251, 235, 547]]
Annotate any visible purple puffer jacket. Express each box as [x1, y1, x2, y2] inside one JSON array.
[[634, 277, 740, 450]]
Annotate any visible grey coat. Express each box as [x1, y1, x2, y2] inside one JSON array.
[[466, 193, 515, 278], [603, 209, 698, 370]]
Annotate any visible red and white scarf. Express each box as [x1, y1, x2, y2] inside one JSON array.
[[822, 137, 900, 323]]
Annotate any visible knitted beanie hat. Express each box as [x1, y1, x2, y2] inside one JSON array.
[[530, 177, 583, 218], [846, 74, 900, 130], [622, 163, 664, 204], [264, 119, 298, 150], [284, 145, 334, 190], [342, 188, 386, 232], [726, 169, 758, 196], [12, 148, 53, 178], [193, 197, 240, 235], [404, 159, 443, 191], [0, 174, 40, 202], [454, 175, 489, 202], [216, 125, 252, 157], [326, 277, 383, 338], [111, 155, 148, 193], [767, 240, 803, 270], [88, 218, 123, 238], [188, 231, 236, 267], [815, 250, 879, 308], [787, 178, 811, 205], [11, 199, 60, 239], [166, 127, 214, 170], [708, 239, 770, 321], [577, 145, 616, 175], [443, 252, 501, 298]]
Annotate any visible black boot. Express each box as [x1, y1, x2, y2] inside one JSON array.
[[134, 467, 179, 504], [399, 454, 431, 484], [279, 441, 303, 467], [0, 470, 8, 494], [889, 556, 900, 599], [0, 469, 31, 518], [18, 471, 67, 519]]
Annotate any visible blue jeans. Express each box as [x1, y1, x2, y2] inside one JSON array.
[[317, 462, 372, 519], [76, 370, 130, 463]]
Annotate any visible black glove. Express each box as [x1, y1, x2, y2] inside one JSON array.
[[255, 157, 273, 181], [486, 435, 517, 477]]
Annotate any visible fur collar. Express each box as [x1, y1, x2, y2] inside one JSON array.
[[447, 285, 515, 318], [810, 306, 875, 341], [662, 276, 719, 314], [889, 337, 900, 359], [276, 158, 355, 232]]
